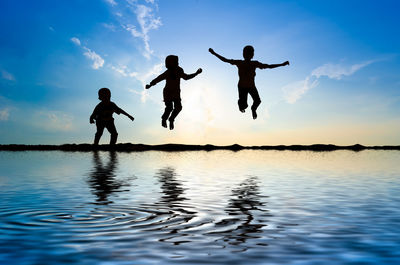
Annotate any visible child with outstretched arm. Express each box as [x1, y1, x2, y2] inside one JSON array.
[[209, 46, 289, 119], [146, 55, 202, 130], [90, 87, 134, 145]]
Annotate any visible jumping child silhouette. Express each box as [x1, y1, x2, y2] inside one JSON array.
[[209, 46, 289, 119], [90, 87, 134, 145], [146, 55, 202, 130]]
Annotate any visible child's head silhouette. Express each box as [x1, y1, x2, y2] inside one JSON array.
[[98, 87, 111, 102], [243, 45, 254, 60], [165, 55, 179, 69]]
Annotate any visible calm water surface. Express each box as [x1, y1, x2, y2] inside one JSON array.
[[1, 150, 400, 264]]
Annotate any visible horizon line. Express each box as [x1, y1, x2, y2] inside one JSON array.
[[0, 143, 399, 152]]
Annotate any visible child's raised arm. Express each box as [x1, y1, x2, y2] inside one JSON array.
[[182, 68, 202, 80], [146, 72, 166, 89], [258, 61, 289, 69], [209, 48, 233, 64]]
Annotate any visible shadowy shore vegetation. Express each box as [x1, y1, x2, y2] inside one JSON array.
[[0, 143, 399, 152]]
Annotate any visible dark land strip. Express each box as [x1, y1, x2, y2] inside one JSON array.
[[0, 143, 399, 152]]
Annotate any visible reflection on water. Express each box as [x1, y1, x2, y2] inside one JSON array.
[[1, 150, 400, 264], [144, 167, 197, 245], [87, 151, 127, 204], [156, 167, 189, 210], [211, 176, 267, 249]]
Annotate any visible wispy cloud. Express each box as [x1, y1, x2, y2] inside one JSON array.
[[136, 62, 163, 86], [113, 1, 161, 59], [311, 60, 375, 80], [128, 62, 163, 103], [111, 65, 138, 77], [283, 60, 376, 103], [33, 111, 74, 132], [282, 76, 319, 104], [70, 37, 81, 46], [83, 47, 105, 69], [1, 70, 15, 81], [102, 23, 116, 31], [105, 0, 117, 6], [0, 108, 10, 121], [71, 37, 104, 70]]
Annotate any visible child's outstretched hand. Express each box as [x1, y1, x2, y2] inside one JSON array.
[[284, 61, 290, 66], [196, 68, 202, 75], [208, 48, 215, 54], [129, 115, 134, 121], [145, 84, 151, 89]]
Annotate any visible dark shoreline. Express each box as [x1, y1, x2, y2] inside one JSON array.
[[0, 143, 399, 152]]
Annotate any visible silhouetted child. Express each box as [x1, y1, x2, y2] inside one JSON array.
[[209, 46, 289, 119], [90, 87, 134, 145], [146, 55, 202, 130]]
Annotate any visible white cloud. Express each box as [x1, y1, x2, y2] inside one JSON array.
[[105, 0, 117, 6], [136, 62, 163, 86], [283, 76, 319, 104], [33, 111, 74, 132], [311, 60, 375, 80], [129, 62, 163, 103], [70, 37, 81, 46], [0, 108, 10, 121], [71, 37, 104, 69], [83, 47, 105, 69], [102, 23, 116, 31], [283, 60, 375, 103], [130, 88, 151, 104], [118, 1, 161, 59], [111, 65, 138, 77], [1, 70, 15, 81]]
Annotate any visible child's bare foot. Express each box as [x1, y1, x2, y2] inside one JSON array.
[[169, 120, 174, 130], [252, 109, 257, 119], [162, 119, 167, 128]]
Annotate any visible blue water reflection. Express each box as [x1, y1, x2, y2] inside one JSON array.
[[0, 150, 400, 264]]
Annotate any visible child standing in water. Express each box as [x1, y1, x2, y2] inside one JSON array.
[[146, 55, 202, 130], [90, 87, 134, 145], [209, 46, 289, 119]]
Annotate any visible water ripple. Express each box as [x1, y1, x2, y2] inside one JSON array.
[[1, 151, 400, 264]]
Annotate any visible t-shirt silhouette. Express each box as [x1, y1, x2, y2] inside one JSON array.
[[228, 60, 264, 88], [151, 67, 188, 101], [92, 101, 122, 122]]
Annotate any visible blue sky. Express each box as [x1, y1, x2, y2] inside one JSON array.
[[0, 0, 399, 145]]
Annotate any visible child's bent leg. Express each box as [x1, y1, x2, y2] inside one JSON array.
[[249, 87, 261, 119], [162, 101, 173, 128], [94, 123, 105, 145], [106, 121, 118, 145], [168, 100, 182, 130], [237, 86, 249, 113]]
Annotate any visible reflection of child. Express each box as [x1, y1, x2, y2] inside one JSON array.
[[209, 46, 289, 119], [90, 88, 134, 145], [146, 55, 202, 130]]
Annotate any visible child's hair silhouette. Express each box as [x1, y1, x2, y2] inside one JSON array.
[[146, 55, 202, 130], [243, 45, 254, 60], [209, 46, 289, 119], [90, 87, 134, 145]]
